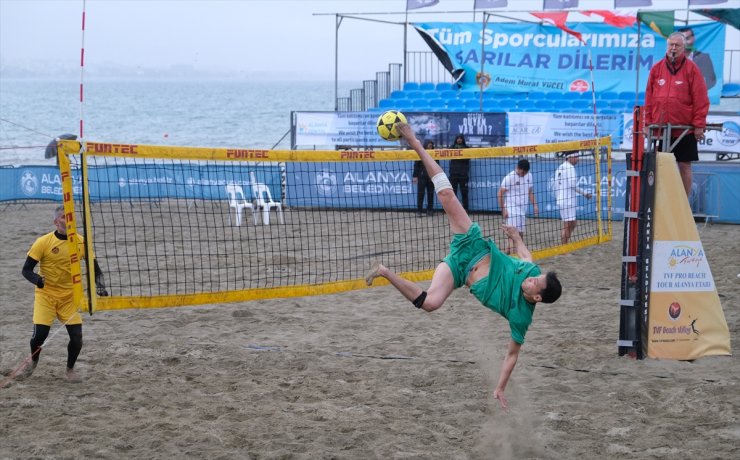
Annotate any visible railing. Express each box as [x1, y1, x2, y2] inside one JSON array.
[[405, 51, 456, 85], [336, 63, 403, 112]]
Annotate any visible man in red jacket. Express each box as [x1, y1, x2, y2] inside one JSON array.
[[644, 32, 710, 197]]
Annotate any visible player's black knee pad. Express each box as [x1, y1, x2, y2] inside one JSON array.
[[412, 291, 427, 309]]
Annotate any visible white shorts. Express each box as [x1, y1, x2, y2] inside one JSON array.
[[558, 200, 576, 221], [506, 214, 526, 232]]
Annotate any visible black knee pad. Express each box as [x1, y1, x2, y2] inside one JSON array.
[[412, 291, 427, 309], [30, 324, 50, 349]]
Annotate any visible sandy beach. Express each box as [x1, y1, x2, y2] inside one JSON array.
[[1, 203, 737, 459]]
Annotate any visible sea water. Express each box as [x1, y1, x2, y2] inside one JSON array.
[[0, 79, 354, 165]]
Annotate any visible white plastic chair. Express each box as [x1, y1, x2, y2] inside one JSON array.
[[252, 182, 284, 225], [225, 184, 257, 226]]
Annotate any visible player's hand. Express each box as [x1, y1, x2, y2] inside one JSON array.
[[502, 208, 508, 219], [397, 123, 415, 141], [533, 204, 539, 216], [493, 388, 509, 413], [695, 127, 705, 141], [502, 225, 519, 239], [36, 277, 45, 289]]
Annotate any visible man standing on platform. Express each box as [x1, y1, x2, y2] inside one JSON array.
[[644, 32, 710, 197]]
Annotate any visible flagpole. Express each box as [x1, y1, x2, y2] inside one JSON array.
[[588, 47, 598, 138], [635, 19, 641, 108], [404, 8, 409, 85], [479, 12, 489, 112]]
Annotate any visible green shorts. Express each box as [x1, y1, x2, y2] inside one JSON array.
[[442, 223, 490, 289]]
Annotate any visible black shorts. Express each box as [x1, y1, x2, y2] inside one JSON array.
[[657, 133, 699, 163]]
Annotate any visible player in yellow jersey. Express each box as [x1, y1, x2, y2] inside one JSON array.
[[21, 206, 108, 381]]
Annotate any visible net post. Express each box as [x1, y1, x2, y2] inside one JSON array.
[[619, 105, 653, 359], [58, 140, 87, 314], [80, 144, 98, 315]]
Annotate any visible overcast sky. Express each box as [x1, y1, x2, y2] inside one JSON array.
[[1, 0, 737, 81]]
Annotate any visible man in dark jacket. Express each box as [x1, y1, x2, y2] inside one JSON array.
[[412, 140, 438, 216], [449, 134, 470, 210]]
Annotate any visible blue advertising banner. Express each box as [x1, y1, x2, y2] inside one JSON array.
[[4, 162, 737, 223], [285, 158, 619, 220], [0, 166, 81, 201], [0, 165, 281, 203], [413, 21, 725, 103]]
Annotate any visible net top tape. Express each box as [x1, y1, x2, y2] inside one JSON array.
[[58, 137, 611, 163]]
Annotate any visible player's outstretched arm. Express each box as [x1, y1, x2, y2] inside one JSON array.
[[397, 123, 444, 179], [493, 339, 522, 412], [503, 225, 532, 262]]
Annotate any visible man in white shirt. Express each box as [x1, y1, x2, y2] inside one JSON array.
[[498, 158, 538, 255], [554, 152, 592, 245]]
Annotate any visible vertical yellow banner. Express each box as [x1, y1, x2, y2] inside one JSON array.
[[648, 152, 731, 359], [58, 148, 85, 311]]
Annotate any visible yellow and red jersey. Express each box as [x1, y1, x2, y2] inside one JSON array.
[[27, 232, 85, 298]]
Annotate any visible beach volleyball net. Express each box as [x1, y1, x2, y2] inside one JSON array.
[[56, 137, 612, 312]]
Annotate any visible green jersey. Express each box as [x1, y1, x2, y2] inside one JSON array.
[[470, 242, 541, 344]]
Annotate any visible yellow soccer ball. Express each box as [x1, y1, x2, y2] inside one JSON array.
[[376, 110, 407, 141]]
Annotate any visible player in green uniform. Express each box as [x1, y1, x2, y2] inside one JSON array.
[[21, 206, 108, 381], [366, 123, 561, 411]]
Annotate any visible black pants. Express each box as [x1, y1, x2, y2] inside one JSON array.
[[30, 323, 83, 369], [451, 177, 469, 210], [417, 178, 434, 211]]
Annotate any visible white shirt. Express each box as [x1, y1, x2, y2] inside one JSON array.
[[554, 161, 586, 203], [500, 170, 533, 215]]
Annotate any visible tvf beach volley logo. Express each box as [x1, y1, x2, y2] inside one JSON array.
[[20, 170, 39, 197]]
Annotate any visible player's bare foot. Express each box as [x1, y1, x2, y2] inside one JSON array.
[[65, 368, 81, 382], [365, 261, 384, 286], [16, 360, 38, 380]]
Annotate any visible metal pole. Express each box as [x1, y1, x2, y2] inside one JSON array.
[[404, 10, 408, 85], [335, 14, 341, 111], [635, 19, 641, 107], [479, 13, 489, 112]]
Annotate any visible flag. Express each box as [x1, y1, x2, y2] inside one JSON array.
[[406, 0, 439, 10], [531, 12, 583, 41], [693, 8, 740, 30], [544, 0, 579, 9], [474, 0, 507, 9], [615, 0, 652, 6], [689, 0, 728, 5], [582, 10, 637, 28], [638, 11, 675, 38]]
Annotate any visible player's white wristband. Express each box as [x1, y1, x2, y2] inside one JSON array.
[[431, 172, 452, 193]]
